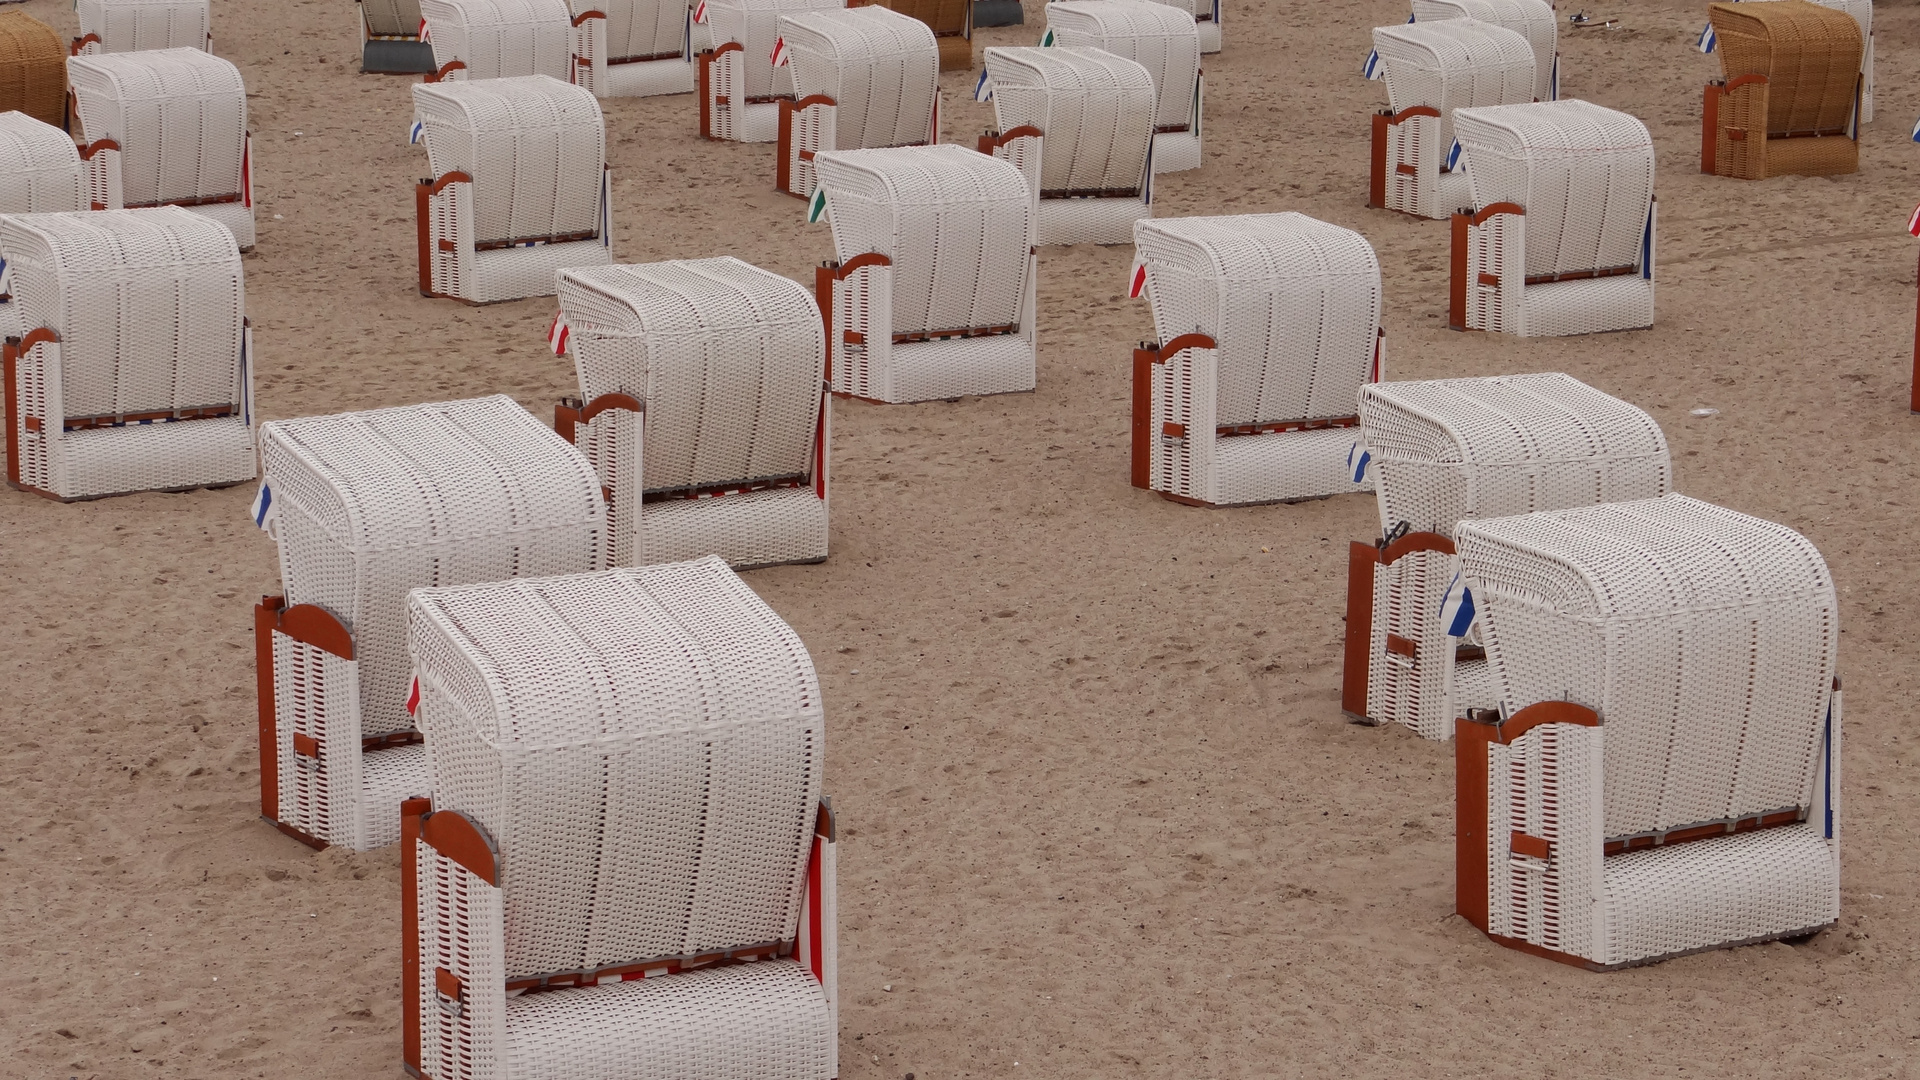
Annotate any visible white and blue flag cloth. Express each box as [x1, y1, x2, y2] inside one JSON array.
[[974, 69, 992, 102], [1363, 47, 1383, 80], [1696, 21, 1716, 53], [1440, 570, 1477, 637], [1346, 441, 1371, 484], [1445, 138, 1462, 172], [250, 480, 277, 531], [1910, 114, 1920, 144]]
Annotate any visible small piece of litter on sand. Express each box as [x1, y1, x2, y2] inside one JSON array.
[[882, 984, 893, 992], [1690, 408, 1720, 417]]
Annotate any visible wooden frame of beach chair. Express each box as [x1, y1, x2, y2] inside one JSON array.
[[2, 207, 254, 502], [1044, 0, 1202, 173], [1367, 18, 1532, 220], [251, 395, 604, 852], [570, 0, 699, 97], [1410, 0, 1556, 103], [72, 0, 211, 56], [977, 45, 1153, 246], [419, 0, 574, 82], [1454, 494, 1841, 969], [551, 257, 831, 569], [413, 74, 612, 303], [1447, 99, 1655, 337], [67, 47, 255, 249], [1340, 373, 1669, 740], [811, 144, 1036, 404], [399, 557, 837, 1080], [1128, 212, 1383, 507], [775, 6, 938, 199], [1699, 0, 1860, 180]]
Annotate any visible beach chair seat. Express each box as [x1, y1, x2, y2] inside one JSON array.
[[775, 6, 937, 198], [2, 207, 253, 501], [570, 0, 698, 98], [1341, 373, 1669, 740], [977, 46, 1154, 246], [419, 0, 573, 81], [1410, 0, 1555, 103], [1129, 212, 1382, 506], [0, 112, 90, 340], [1368, 18, 1532, 220], [1454, 494, 1841, 968], [813, 144, 1036, 403], [73, 0, 211, 55], [698, 0, 840, 143], [68, 47, 255, 249], [0, 12, 66, 129], [252, 395, 604, 852], [1701, 0, 1860, 180], [361, 0, 438, 74], [401, 556, 837, 1080], [877, 0, 970, 70], [1449, 98, 1655, 337], [1044, 0, 1201, 173], [412, 74, 612, 303], [552, 257, 829, 569]]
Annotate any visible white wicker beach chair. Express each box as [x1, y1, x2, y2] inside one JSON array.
[[1, 207, 254, 501], [0, 112, 89, 341], [1449, 99, 1654, 337], [570, 0, 698, 98], [813, 143, 1036, 403], [1128, 213, 1381, 506], [1341, 373, 1670, 741], [1410, 0, 1556, 103], [698, 0, 841, 143], [552, 257, 830, 569], [1043, 0, 1201, 174], [977, 46, 1154, 246], [361, 0, 438, 74], [72, 0, 211, 55], [67, 47, 255, 250], [420, 0, 573, 81], [1147, 0, 1217, 53], [252, 395, 604, 853], [1454, 494, 1841, 969], [1367, 18, 1531, 220], [412, 75, 612, 304], [774, 6, 938, 198], [400, 556, 837, 1080]]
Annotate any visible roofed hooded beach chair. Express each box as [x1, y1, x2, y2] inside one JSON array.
[[252, 395, 605, 852], [698, 0, 841, 143], [0, 113, 89, 341], [551, 257, 830, 569], [2, 207, 255, 501], [775, 6, 938, 199], [1410, 0, 1556, 103], [72, 0, 211, 55], [812, 143, 1036, 403], [400, 556, 838, 1080], [67, 47, 255, 250], [1449, 99, 1655, 338], [360, 0, 438, 74], [1341, 373, 1669, 741], [1701, 0, 1860, 180], [976, 46, 1155, 246], [570, 0, 699, 98], [1148, 0, 1218, 54], [1044, 1, 1201, 174], [877, 0, 970, 70], [413, 74, 612, 303], [1808, 0, 1871, 124], [1368, 18, 1532, 220], [419, 0, 573, 82], [1128, 213, 1382, 507], [0, 12, 67, 129], [1454, 494, 1841, 969]]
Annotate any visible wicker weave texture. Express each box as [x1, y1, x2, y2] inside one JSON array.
[[984, 46, 1154, 245], [1373, 19, 1533, 155], [0, 13, 66, 128], [76, 0, 211, 53], [416, 75, 605, 245], [708, 0, 841, 100], [409, 557, 823, 978], [1806, 0, 1870, 122], [68, 48, 253, 248], [365, 0, 426, 38], [1710, 0, 1858, 137], [1410, 0, 1555, 102], [420, 0, 573, 80], [572, 0, 697, 99], [1045, 0, 1199, 173], [784, 7, 937, 151], [558, 257, 828, 568], [1143, 0, 1218, 53], [0, 113, 87, 215]]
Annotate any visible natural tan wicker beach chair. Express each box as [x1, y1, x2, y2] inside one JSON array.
[[400, 556, 837, 1080], [1455, 494, 1841, 969], [1701, 0, 1860, 180], [0, 12, 69, 129]]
